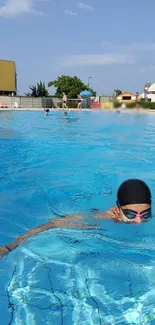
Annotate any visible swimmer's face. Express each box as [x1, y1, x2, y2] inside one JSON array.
[[118, 203, 151, 224]]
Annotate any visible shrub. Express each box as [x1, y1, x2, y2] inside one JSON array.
[[126, 102, 137, 108], [114, 101, 155, 109], [67, 100, 78, 108], [127, 101, 155, 109], [113, 101, 120, 108], [140, 101, 155, 109], [57, 100, 90, 109], [57, 102, 62, 108]]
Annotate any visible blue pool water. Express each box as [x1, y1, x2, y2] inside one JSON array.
[[0, 111, 155, 324]]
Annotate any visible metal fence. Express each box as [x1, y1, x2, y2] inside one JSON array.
[[0, 96, 56, 109], [58, 98, 92, 109], [0, 96, 93, 109], [0, 96, 114, 110], [99, 96, 113, 103]]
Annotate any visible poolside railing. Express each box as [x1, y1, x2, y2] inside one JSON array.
[[0, 96, 93, 110], [0, 96, 114, 110]]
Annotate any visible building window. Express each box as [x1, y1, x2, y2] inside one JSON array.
[[122, 96, 131, 100], [147, 91, 155, 94]]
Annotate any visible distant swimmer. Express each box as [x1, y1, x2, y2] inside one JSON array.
[[64, 111, 67, 116], [44, 108, 50, 116]]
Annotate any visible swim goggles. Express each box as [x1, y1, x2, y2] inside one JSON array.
[[116, 201, 152, 220]]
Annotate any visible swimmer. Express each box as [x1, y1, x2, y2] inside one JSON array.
[[44, 108, 50, 116], [0, 179, 152, 260], [95, 179, 152, 224], [64, 111, 67, 116]]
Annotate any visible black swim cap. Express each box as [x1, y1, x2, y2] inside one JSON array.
[[117, 179, 151, 206]]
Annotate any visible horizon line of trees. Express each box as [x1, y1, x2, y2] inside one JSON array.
[[25, 75, 96, 98], [25, 79, 136, 100]]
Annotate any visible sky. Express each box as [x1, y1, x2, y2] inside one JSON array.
[[0, 0, 155, 95]]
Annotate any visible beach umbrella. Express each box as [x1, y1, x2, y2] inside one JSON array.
[[80, 90, 92, 97], [80, 90, 92, 109]]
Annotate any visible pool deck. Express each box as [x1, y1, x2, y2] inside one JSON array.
[[0, 107, 155, 114]]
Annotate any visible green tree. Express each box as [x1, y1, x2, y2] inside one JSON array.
[[114, 89, 122, 97], [25, 81, 49, 97], [48, 75, 96, 98]]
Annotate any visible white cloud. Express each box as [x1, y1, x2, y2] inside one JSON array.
[[0, 0, 41, 17], [61, 54, 135, 67], [64, 9, 78, 16], [76, 2, 94, 10]]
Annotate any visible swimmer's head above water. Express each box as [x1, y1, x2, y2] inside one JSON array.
[[95, 179, 152, 224], [114, 179, 152, 223]]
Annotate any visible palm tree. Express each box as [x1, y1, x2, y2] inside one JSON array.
[[25, 81, 49, 97]]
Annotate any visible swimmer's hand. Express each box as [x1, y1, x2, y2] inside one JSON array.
[[0, 246, 11, 258]]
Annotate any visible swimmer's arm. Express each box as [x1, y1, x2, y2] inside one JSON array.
[[0, 224, 56, 259], [94, 208, 116, 220], [0, 216, 98, 259], [17, 215, 93, 240]]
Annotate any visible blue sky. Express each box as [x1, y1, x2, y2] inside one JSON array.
[[0, 0, 155, 95]]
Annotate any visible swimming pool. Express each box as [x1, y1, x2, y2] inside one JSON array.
[[0, 110, 155, 325]]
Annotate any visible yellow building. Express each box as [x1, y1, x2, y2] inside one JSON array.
[[0, 60, 17, 95], [117, 92, 136, 103]]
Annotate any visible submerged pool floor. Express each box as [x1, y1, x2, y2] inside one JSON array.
[[0, 111, 155, 324]]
